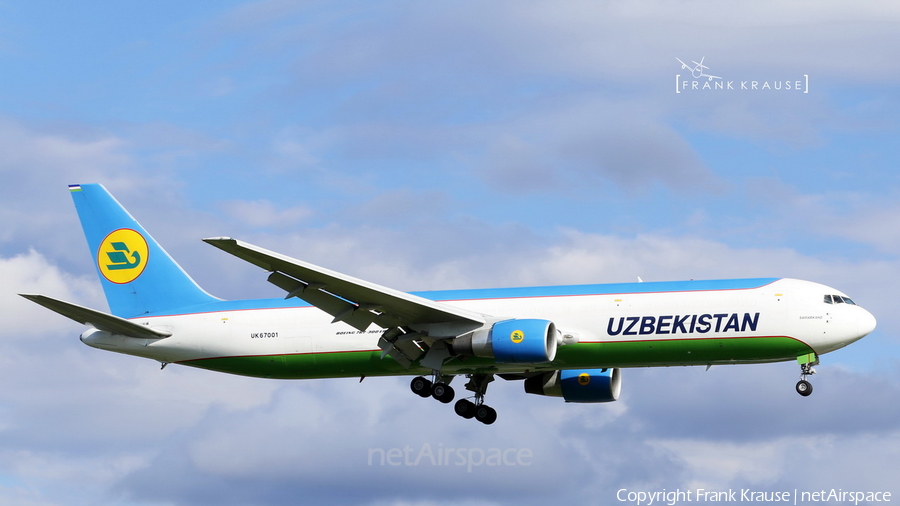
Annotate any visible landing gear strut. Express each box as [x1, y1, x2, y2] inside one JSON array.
[[453, 374, 497, 425], [796, 362, 816, 397], [410, 372, 497, 424]]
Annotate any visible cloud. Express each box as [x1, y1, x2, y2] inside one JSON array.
[[478, 98, 721, 194], [192, 0, 900, 198], [0, 250, 103, 333], [219, 199, 311, 229], [0, 119, 133, 256], [204, 0, 900, 88], [0, 118, 227, 271], [0, 119, 130, 178], [164, 0, 900, 209], [90, 364, 899, 505]]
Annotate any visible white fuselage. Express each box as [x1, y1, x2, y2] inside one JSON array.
[[79, 278, 875, 379]]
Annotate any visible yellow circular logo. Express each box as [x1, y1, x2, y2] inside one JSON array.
[[510, 330, 525, 343], [578, 373, 591, 386], [98, 228, 149, 284]]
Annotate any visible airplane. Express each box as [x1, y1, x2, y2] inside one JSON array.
[[20, 184, 876, 425], [676, 56, 721, 81]]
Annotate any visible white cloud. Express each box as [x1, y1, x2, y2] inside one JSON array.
[[477, 98, 721, 194], [0, 250, 103, 333], [0, 119, 131, 180], [206, 0, 900, 84]]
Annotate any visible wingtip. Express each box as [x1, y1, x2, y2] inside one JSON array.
[[202, 237, 237, 247]]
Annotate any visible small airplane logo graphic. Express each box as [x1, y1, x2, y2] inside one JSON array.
[[97, 228, 149, 284], [105, 242, 142, 270], [676, 56, 721, 81]]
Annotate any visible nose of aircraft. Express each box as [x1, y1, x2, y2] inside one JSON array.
[[858, 308, 877, 339]]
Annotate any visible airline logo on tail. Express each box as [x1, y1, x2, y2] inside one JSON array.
[[98, 229, 148, 284]]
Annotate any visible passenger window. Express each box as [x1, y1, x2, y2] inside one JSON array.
[[823, 295, 833, 304]]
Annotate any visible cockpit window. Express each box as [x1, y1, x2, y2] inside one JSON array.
[[824, 294, 857, 305]]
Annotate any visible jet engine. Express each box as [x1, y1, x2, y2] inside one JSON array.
[[524, 368, 621, 402], [449, 319, 559, 363]]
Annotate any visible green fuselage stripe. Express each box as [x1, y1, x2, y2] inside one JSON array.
[[178, 335, 813, 380]]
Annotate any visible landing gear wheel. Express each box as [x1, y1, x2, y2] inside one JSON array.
[[454, 399, 476, 419], [410, 376, 433, 397], [432, 383, 455, 403], [474, 404, 497, 425], [796, 380, 813, 397], [796, 361, 817, 397]]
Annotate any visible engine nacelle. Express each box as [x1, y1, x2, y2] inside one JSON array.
[[449, 319, 558, 364], [524, 368, 622, 403]]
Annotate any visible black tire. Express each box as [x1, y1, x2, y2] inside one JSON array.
[[475, 404, 497, 425], [454, 399, 475, 418], [796, 380, 813, 397], [410, 376, 433, 397], [432, 383, 455, 403]]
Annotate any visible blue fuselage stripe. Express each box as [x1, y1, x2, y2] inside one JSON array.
[[142, 278, 781, 317]]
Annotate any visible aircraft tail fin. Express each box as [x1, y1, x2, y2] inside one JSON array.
[[69, 184, 219, 318]]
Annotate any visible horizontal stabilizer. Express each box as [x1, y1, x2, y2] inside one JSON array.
[[19, 294, 172, 339]]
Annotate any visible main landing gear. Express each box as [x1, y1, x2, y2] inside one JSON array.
[[410, 375, 455, 404], [454, 374, 497, 425], [796, 362, 816, 397], [410, 373, 498, 425], [454, 398, 497, 425]]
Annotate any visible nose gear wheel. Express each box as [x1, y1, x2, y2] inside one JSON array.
[[796, 362, 817, 397]]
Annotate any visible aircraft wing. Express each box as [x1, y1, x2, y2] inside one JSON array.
[[19, 294, 172, 339], [203, 237, 486, 336]]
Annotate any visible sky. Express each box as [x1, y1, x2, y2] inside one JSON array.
[[2, 0, 900, 504]]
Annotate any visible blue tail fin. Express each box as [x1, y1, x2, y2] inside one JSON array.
[[70, 184, 219, 318]]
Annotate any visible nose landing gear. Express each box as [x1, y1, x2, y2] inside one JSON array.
[[796, 362, 816, 397]]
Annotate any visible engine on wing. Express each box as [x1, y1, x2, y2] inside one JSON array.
[[449, 318, 559, 363], [524, 368, 622, 402]]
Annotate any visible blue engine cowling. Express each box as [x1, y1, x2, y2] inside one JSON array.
[[448, 318, 559, 364], [524, 368, 621, 402], [491, 319, 558, 363]]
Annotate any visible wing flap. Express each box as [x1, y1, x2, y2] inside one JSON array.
[[203, 237, 485, 334], [267, 271, 391, 332], [19, 294, 172, 339]]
